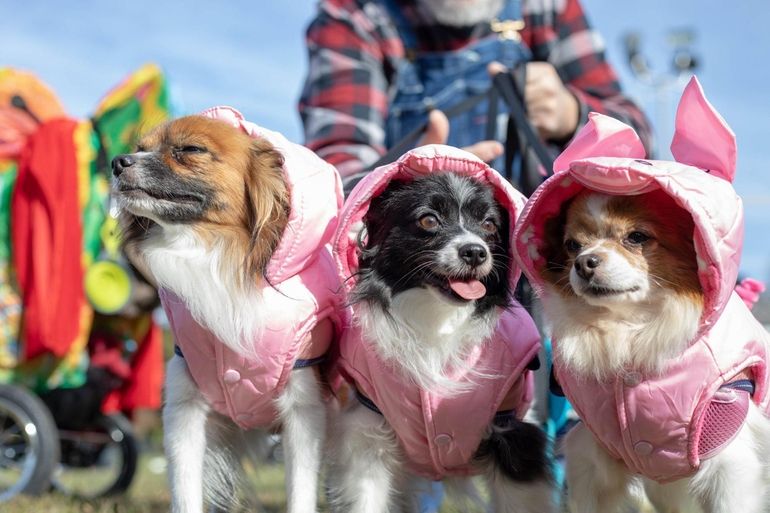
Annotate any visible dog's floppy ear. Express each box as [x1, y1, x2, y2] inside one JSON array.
[[540, 199, 572, 287], [363, 179, 407, 246], [244, 138, 289, 278], [553, 113, 646, 173], [670, 76, 736, 182]]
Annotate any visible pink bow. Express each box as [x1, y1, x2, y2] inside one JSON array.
[[734, 278, 766, 310]]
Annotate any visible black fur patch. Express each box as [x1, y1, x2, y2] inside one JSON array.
[[475, 416, 552, 483], [351, 173, 511, 316]]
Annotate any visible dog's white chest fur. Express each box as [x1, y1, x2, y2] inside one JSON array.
[[359, 287, 496, 390], [545, 289, 703, 380], [142, 225, 264, 356]]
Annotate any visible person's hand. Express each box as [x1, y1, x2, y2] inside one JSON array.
[[488, 61, 580, 142], [419, 110, 504, 162]]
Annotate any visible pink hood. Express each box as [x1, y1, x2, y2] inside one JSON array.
[[334, 145, 541, 478], [515, 78, 742, 328], [201, 106, 343, 282], [336, 144, 526, 288], [163, 107, 343, 428], [513, 78, 770, 481]]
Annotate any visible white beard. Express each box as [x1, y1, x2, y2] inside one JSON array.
[[417, 0, 504, 26]]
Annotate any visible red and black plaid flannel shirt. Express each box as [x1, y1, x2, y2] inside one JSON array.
[[299, 0, 652, 178]]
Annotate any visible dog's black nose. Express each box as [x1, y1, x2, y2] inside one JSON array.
[[574, 254, 601, 280], [459, 243, 487, 267], [111, 154, 136, 177]]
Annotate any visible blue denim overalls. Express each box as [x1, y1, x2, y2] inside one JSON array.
[[382, 0, 531, 176]]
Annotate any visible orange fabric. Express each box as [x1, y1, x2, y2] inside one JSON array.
[[0, 68, 66, 121], [12, 118, 85, 360]]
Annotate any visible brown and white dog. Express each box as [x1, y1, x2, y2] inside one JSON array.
[[113, 107, 342, 513], [514, 94, 770, 512]]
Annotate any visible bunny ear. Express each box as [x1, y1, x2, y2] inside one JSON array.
[[670, 76, 737, 182], [553, 112, 646, 173]]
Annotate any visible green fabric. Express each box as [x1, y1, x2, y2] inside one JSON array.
[[0, 162, 17, 264], [0, 64, 172, 392]]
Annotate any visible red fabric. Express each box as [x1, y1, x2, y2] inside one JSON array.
[[89, 333, 132, 380], [102, 320, 164, 414], [12, 118, 84, 360]]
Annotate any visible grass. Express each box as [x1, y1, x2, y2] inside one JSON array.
[[2, 450, 485, 513]]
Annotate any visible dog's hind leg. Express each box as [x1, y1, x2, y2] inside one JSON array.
[[327, 401, 405, 513], [276, 367, 327, 513], [487, 476, 556, 513], [164, 355, 211, 513], [690, 404, 770, 513], [564, 422, 632, 513], [642, 478, 698, 513]]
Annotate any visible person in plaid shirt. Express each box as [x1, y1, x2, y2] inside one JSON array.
[[299, 0, 652, 186]]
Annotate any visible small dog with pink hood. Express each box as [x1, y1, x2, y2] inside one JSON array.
[[514, 77, 770, 512], [330, 145, 554, 512], [113, 107, 343, 513]]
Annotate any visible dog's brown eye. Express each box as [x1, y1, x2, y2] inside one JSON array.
[[481, 219, 498, 234], [625, 231, 650, 245], [564, 239, 581, 253], [180, 145, 206, 153], [418, 214, 439, 231]]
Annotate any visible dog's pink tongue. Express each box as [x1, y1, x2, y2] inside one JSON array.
[[449, 279, 486, 300]]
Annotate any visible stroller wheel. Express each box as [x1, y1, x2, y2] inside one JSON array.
[[53, 413, 138, 498], [0, 384, 60, 501]]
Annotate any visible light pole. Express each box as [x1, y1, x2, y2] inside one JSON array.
[[623, 29, 699, 158]]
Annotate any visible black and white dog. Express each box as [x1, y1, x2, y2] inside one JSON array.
[[330, 160, 554, 513]]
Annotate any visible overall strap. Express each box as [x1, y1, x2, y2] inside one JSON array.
[[498, 0, 523, 22], [378, 0, 418, 56]]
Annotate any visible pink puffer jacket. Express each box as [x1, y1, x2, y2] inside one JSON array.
[[161, 107, 344, 429], [514, 78, 770, 482], [334, 145, 541, 479]]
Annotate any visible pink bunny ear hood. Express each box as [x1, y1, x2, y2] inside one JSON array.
[[200, 106, 343, 283], [334, 144, 528, 289], [514, 77, 743, 328]]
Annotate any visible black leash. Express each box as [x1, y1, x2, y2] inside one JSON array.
[[492, 69, 555, 182]]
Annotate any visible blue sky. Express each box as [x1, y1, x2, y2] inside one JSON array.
[[3, 0, 768, 278]]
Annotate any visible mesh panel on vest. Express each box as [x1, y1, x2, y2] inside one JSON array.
[[698, 389, 750, 460]]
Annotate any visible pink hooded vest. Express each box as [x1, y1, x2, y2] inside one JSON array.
[[161, 107, 344, 429], [334, 145, 541, 479], [513, 78, 770, 483]]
